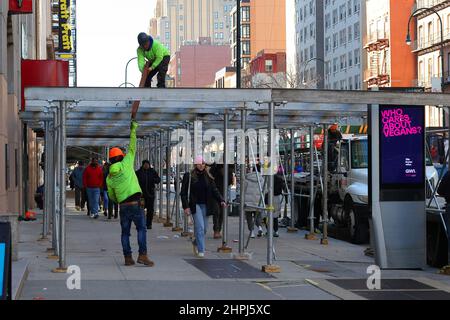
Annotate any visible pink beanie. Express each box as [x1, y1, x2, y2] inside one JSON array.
[[194, 155, 205, 165]]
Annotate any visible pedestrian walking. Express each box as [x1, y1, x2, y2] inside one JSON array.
[[263, 170, 286, 237], [244, 165, 264, 238], [136, 160, 161, 229], [137, 32, 170, 88], [101, 162, 111, 217], [70, 161, 86, 211], [107, 120, 154, 267], [180, 156, 226, 258], [209, 163, 234, 239], [82, 158, 103, 219]]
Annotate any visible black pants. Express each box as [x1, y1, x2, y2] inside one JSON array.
[[144, 196, 155, 227], [144, 56, 170, 88], [83, 188, 90, 215], [213, 207, 224, 232], [108, 200, 119, 219], [75, 187, 86, 208]]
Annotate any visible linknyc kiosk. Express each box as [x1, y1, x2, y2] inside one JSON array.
[[369, 104, 426, 269], [0, 222, 12, 300]]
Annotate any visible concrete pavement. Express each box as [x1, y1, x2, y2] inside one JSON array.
[[15, 194, 450, 300]]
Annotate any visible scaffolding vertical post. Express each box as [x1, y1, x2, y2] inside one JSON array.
[[51, 109, 60, 259], [288, 128, 298, 232], [218, 111, 232, 252], [53, 101, 67, 272], [182, 122, 190, 237], [306, 125, 317, 240], [262, 102, 281, 272], [173, 129, 182, 232], [159, 131, 164, 221], [238, 107, 246, 256], [164, 129, 173, 227], [47, 120, 55, 249], [321, 124, 329, 245], [40, 121, 50, 240]]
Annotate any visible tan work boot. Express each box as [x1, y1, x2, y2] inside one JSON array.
[[137, 253, 155, 267], [124, 255, 135, 266]]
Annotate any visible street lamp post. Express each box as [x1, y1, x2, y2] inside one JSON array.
[[301, 57, 326, 88], [125, 57, 138, 88]]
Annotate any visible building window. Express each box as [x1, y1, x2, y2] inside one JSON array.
[[333, 58, 338, 73], [325, 37, 331, 53], [165, 22, 169, 28], [339, 4, 346, 21], [215, 23, 218, 29], [340, 79, 347, 90], [354, 0, 360, 13], [310, 23, 315, 38], [355, 74, 361, 89], [15, 149, 18, 187], [348, 52, 353, 67], [325, 14, 331, 30], [349, 77, 353, 90], [242, 41, 250, 55], [310, 45, 314, 59], [5, 144, 9, 190], [340, 29, 346, 46], [348, 0, 352, 15], [242, 6, 250, 22], [220, 22, 224, 29], [180, 15, 184, 20], [265, 60, 273, 72], [214, 11, 219, 19], [333, 9, 338, 25], [348, 26, 352, 42], [354, 22, 360, 39], [340, 54, 347, 71], [333, 33, 338, 48], [220, 32, 224, 39], [166, 32, 170, 40], [428, 22, 433, 44], [310, 1, 314, 15], [354, 49, 360, 65], [333, 81, 338, 89], [242, 24, 250, 38]]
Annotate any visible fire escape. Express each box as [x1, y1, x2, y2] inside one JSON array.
[[364, 36, 390, 87]]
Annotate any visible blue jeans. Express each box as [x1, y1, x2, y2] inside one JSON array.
[[102, 190, 109, 212], [193, 204, 208, 253], [86, 188, 100, 216], [119, 204, 147, 256]]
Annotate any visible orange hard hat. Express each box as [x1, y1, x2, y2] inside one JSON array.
[[109, 147, 125, 159]]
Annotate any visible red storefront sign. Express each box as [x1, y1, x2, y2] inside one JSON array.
[[21, 60, 69, 110], [8, 0, 33, 14]]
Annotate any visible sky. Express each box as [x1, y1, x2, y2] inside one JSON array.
[[77, 0, 157, 87]]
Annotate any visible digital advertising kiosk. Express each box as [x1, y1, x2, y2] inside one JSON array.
[[0, 222, 11, 300], [369, 104, 426, 269]]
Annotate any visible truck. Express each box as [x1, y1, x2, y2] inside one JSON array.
[[325, 134, 438, 244]]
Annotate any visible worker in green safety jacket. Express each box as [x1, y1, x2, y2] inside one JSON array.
[[137, 32, 171, 88], [107, 120, 154, 267]]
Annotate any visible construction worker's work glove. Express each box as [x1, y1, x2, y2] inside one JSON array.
[[131, 120, 138, 130]]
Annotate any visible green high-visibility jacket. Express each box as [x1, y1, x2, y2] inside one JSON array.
[[137, 40, 170, 72], [107, 121, 142, 204]]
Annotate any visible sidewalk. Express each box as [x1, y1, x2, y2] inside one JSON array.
[[16, 195, 450, 300]]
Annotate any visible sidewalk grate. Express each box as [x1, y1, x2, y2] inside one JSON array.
[[326, 279, 450, 300], [185, 259, 274, 279]]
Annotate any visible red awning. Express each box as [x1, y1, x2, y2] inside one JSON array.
[[21, 60, 69, 110], [9, 0, 33, 14]]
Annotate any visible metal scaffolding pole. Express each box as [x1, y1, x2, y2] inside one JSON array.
[[51, 110, 60, 259], [321, 124, 329, 245], [238, 108, 246, 255], [41, 121, 50, 240], [159, 131, 164, 221], [219, 111, 232, 252], [288, 128, 298, 233], [47, 120, 55, 249], [182, 122, 190, 237], [173, 129, 182, 232], [262, 102, 280, 272], [306, 125, 317, 240], [164, 129, 173, 227], [53, 101, 67, 272]]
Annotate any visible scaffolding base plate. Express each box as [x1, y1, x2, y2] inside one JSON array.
[[181, 232, 193, 237], [47, 255, 59, 260], [262, 264, 281, 273], [51, 267, 68, 273], [439, 265, 450, 275], [37, 237, 48, 242], [232, 253, 252, 260], [164, 222, 173, 228], [305, 233, 317, 240], [217, 246, 232, 253], [320, 238, 329, 245], [287, 227, 298, 233], [172, 227, 183, 232], [46, 248, 55, 252]]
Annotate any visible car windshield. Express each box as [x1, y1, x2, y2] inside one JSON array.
[[351, 139, 368, 169]]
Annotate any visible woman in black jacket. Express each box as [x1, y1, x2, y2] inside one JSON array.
[[180, 156, 226, 257]]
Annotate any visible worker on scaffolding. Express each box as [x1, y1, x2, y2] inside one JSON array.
[[106, 116, 154, 267], [137, 32, 171, 88]]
